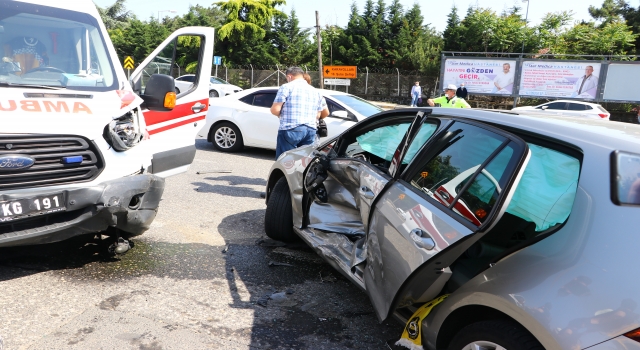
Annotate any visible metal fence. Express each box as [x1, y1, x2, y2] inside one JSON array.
[[211, 65, 439, 105]]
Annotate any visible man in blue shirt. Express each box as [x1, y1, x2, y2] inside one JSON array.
[[270, 67, 329, 159]]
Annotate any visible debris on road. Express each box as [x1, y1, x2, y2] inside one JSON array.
[[320, 271, 337, 283], [300, 301, 319, 311], [222, 246, 229, 253], [196, 170, 232, 175], [256, 237, 287, 247], [268, 261, 293, 267]]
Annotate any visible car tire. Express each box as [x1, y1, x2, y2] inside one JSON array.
[[175, 87, 180, 94], [211, 122, 244, 152], [447, 320, 543, 350], [209, 90, 219, 98], [264, 177, 298, 242]]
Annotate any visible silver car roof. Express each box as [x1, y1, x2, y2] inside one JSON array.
[[427, 108, 640, 152]]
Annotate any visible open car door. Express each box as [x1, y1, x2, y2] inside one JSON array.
[[363, 116, 531, 321], [130, 27, 214, 177]]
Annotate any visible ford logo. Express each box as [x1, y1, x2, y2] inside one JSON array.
[[0, 155, 35, 171]]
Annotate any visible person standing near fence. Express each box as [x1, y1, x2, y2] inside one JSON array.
[[270, 67, 329, 159], [410, 81, 422, 107]]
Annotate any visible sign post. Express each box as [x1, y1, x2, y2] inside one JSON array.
[[323, 66, 356, 92], [124, 56, 134, 79], [213, 56, 222, 77]]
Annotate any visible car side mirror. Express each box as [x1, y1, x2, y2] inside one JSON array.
[[331, 110, 349, 119], [141, 74, 176, 111], [541, 105, 548, 110]]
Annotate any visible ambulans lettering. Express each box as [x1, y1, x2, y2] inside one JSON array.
[[0, 100, 17, 111], [0, 100, 92, 113]]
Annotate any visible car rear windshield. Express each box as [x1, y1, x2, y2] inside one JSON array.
[[612, 151, 640, 205], [597, 106, 609, 113], [329, 94, 383, 117]]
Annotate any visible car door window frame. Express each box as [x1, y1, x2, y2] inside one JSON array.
[[325, 98, 358, 122], [334, 115, 441, 178], [400, 118, 529, 231]]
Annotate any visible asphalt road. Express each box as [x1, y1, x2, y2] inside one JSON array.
[[0, 139, 403, 350]]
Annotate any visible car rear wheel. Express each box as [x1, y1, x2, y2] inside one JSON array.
[[447, 320, 543, 350], [209, 90, 219, 98], [211, 122, 244, 152], [265, 177, 298, 242], [175, 87, 181, 94]]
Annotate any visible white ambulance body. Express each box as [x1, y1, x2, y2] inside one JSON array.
[[0, 0, 214, 246]]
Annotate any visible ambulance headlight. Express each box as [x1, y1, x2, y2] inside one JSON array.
[[103, 112, 143, 152]]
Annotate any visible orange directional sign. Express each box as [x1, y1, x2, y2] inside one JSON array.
[[323, 65, 357, 79]]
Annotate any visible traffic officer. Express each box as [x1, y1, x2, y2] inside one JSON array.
[[427, 84, 471, 108]]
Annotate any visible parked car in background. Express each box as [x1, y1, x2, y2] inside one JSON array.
[[263, 106, 640, 350], [174, 74, 242, 97], [512, 100, 610, 120], [199, 87, 383, 152]]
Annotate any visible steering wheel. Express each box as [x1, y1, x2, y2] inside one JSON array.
[[24, 66, 66, 74]]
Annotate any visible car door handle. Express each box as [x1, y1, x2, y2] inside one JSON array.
[[359, 186, 375, 199], [191, 102, 206, 113], [410, 228, 435, 250]]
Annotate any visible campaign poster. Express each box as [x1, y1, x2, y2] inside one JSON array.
[[443, 59, 517, 95], [519, 61, 601, 100]]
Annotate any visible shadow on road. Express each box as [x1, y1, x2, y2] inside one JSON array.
[[191, 175, 267, 198], [195, 139, 276, 161], [218, 209, 402, 349]]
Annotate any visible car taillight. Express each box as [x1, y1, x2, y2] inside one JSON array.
[[598, 113, 609, 118], [624, 328, 640, 342]]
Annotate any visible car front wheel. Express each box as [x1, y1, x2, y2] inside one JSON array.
[[447, 320, 543, 350], [211, 122, 244, 152], [209, 90, 219, 98], [264, 177, 298, 242]]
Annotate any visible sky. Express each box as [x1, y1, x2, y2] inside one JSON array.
[[93, 0, 621, 32]]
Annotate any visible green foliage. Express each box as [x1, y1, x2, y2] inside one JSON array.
[[98, 0, 640, 77]]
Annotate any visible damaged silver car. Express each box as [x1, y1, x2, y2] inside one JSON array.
[[264, 108, 640, 350]]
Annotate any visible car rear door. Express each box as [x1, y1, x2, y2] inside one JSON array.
[[130, 27, 214, 177], [364, 117, 531, 321], [234, 91, 279, 148]]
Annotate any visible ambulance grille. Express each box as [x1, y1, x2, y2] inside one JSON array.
[[0, 135, 104, 190]]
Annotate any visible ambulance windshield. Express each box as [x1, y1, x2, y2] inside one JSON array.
[[0, 2, 117, 91]]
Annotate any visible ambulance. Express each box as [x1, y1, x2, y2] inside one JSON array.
[[0, 0, 215, 249]]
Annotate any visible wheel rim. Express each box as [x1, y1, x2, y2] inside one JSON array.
[[210, 91, 218, 97], [460, 341, 506, 350], [214, 126, 236, 149]]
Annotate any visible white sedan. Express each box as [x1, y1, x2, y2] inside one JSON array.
[[174, 74, 243, 98], [511, 100, 610, 120], [199, 87, 383, 152]]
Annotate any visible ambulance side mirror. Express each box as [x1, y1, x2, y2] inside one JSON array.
[[141, 74, 175, 111]]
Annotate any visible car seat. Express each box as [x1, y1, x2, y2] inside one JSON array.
[[3, 36, 48, 75]]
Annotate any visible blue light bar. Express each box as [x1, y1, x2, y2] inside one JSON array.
[[61, 156, 83, 164]]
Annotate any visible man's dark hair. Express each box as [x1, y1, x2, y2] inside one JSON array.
[[286, 67, 304, 77]]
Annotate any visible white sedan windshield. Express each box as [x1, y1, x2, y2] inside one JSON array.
[[0, 2, 116, 91]]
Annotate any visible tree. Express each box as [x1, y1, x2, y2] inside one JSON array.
[[589, 0, 628, 26], [443, 6, 464, 51], [95, 0, 131, 30], [271, 9, 315, 66], [215, 0, 285, 41]]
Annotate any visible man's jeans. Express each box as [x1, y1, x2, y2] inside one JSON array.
[[276, 125, 316, 159]]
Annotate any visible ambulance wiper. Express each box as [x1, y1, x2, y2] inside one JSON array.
[[0, 82, 65, 90]]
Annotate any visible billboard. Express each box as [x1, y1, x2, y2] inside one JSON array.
[[602, 63, 640, 102], [443, 59, 517, 95], [519, 61, 602, 100]]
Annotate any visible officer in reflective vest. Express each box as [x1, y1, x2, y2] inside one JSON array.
[[427, 84, 471, 108]]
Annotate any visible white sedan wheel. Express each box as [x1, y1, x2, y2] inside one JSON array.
[[214, 126, 236, 149], [460, 341, 506, 350]]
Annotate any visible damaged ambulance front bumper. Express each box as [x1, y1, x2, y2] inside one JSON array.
[[0, 174, 165, 247]]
